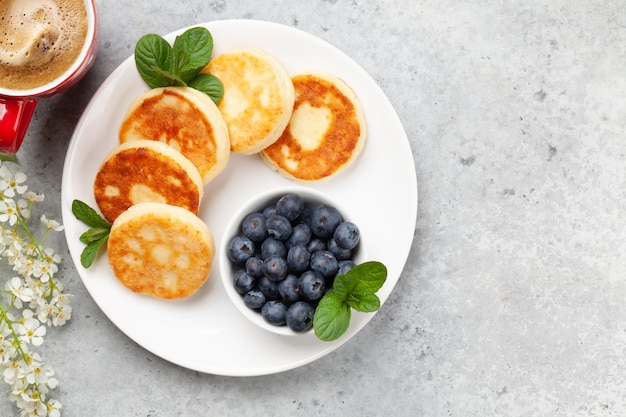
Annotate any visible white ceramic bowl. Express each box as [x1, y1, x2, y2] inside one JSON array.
[[219, 186, 365, 336]]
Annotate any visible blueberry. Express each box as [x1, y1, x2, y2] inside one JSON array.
[[334, 221, 360, 250], [262, 255, 288, 282], [298, 270, 326, 301], [261, 300, 287, 326], [285, 301, 315, 332], [261, 237, 286, 259], [275, 193, 305, 221], [278, 274, 301, 305], [307, 238, 326, 253], [310, 250, 339, 279], [245, 256, 264, 277], [286, 223, 312, 249], [243, 290, 265, 309], [258, 276, 281, 300], [233, 269, 255, 295], [287, 243, 311, 273], [262, 205, 276, 218], [227, 235, 255, 265], [309, 204, 342, 239], [266, 214, 292, 240], [299, 204, 314, 226], [337, 260, 356, 276], [242, 212, 267, 242], [327, 238, 352, 261]]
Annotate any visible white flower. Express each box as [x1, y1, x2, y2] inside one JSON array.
[[40, 215, 64, 232], [22, 191, 44, 204], [14, 313, 46, 347], [3, 359, 21, 384], [0, 171, 28, 198], [0, 198, 19, 226], [0, 161, 69, 414], [5, 277, 34, 308]]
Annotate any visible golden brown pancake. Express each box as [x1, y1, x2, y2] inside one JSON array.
[[107, 202, 214, 299], [260, 72, 366, 182], [94, 140, 203, 223], [118, 86, 230, 185], [203, 47, 295, 154]]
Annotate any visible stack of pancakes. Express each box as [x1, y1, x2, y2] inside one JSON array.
[[91, 45, 366, 299]]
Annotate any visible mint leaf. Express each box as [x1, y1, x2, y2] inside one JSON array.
[[134, 27, 224, 103], [313, 261, 388, 341], [72, 200, 111, 268], [72, 200, 110, 229], [79, 227, 110, 244], [313, 290, 351, 341], [346, 290, 380, 313], [348, 261, 387, 294], [332, 272, 358, 301], [135, 34, 175, 88], [80, 234, 108, 269], [188, 73, 224, 104], [173, 27, 213, 83]]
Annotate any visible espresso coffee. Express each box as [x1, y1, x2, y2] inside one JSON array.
[[0, 0, 88, 90]]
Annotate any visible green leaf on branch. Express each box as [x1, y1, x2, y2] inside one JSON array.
[[71, 200, 111, 268]]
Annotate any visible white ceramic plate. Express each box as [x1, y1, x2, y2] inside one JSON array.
[[61, 19, 418, 376]]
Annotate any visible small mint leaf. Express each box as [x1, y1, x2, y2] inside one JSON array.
[[173, 27, 213, 82], [346, 291, 380, 313], [188, 73, 224, 104], [348, 261, 387, 294], [80, 234, 108, 269], [135, 34, 175, 88], [79, 227, 110, 244], [332, 272, 358, 301], [72, 200, 111, 229], [313, 290, 351, 341]]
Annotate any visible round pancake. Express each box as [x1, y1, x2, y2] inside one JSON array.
[[119, 86, 230, 185], [108, 202, 214, 299], [94, 140, 203, 223], [260, 72, 366, 182], [203, 47, 295, 154]]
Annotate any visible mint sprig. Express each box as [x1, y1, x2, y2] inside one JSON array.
[[134, 27, 224, 104], [313, 261, 387, 341], [71, 200, 111, 268]]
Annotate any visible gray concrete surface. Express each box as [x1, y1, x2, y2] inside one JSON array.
[[2, 0, 625, 416]]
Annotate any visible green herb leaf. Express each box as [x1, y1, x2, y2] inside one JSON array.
[[313, 261, 388, 341], [153, 66, 186, 86], [135, 34, 175, 88], [80, 234, 108, 269], [347, 261, 387, 294], [346, 291, 381, 313], [72, 200, 111, 268], [134, 27, 224, 103], [173, 27, 213, 83], [332, 272, 358, 300], [79, 227, 110, 244], [188, 73, 224, 104], [313, 290, 352, 341], [72, 200, 111, 229]]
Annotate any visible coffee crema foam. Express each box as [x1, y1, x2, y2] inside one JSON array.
[[0, 0, 88, 90]]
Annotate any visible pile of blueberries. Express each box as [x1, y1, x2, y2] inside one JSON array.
[[226, 193, 360, 333]]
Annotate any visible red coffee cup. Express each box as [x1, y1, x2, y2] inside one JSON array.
[[0, 0, 99, 155]]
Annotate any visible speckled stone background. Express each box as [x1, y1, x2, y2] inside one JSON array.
[[1, 0, 625, 416]]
